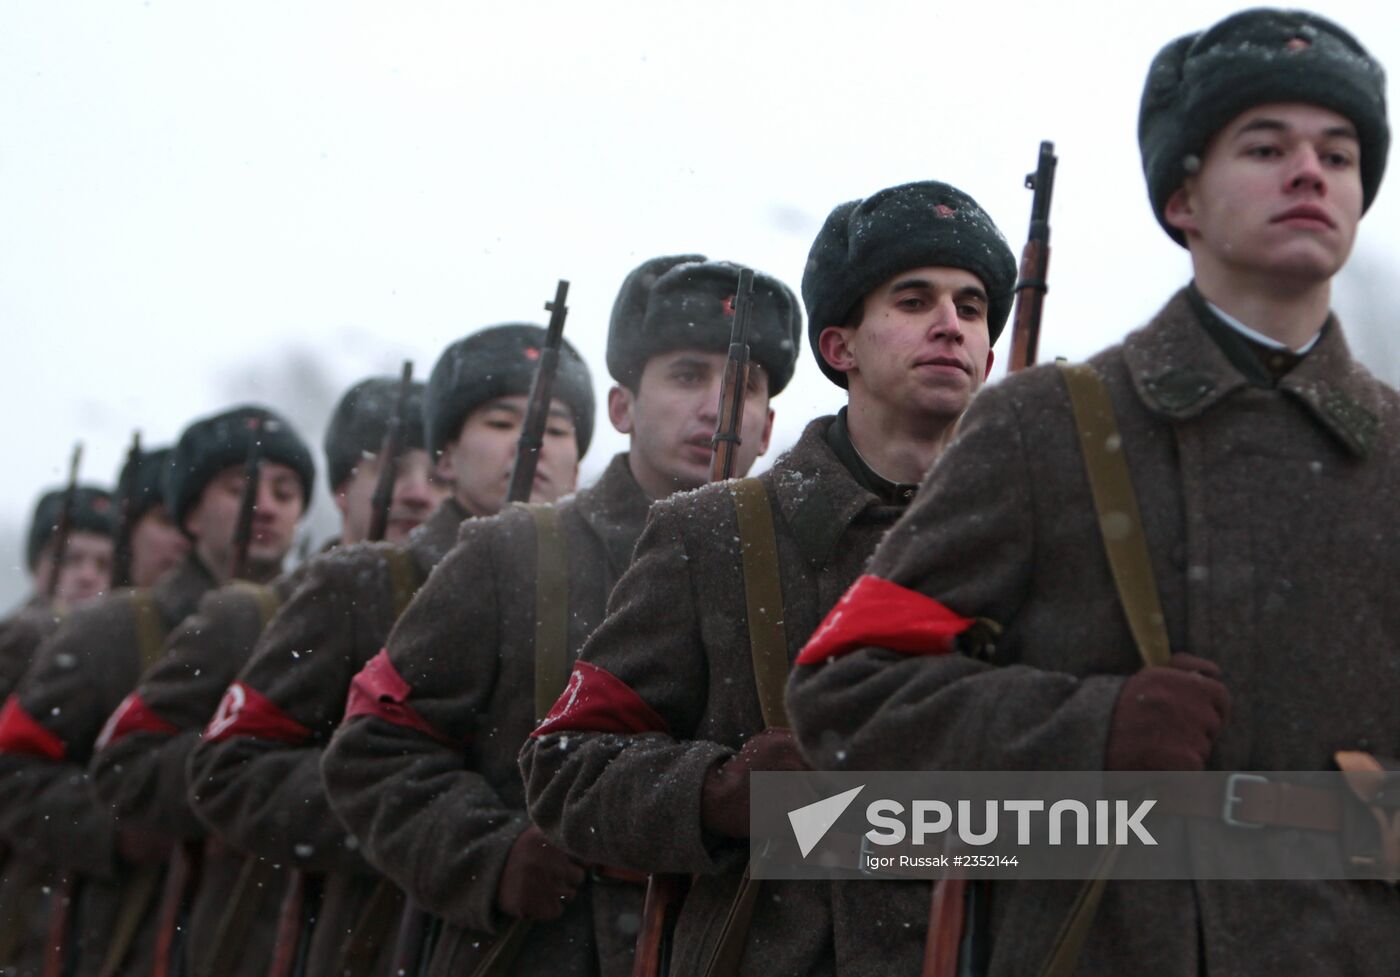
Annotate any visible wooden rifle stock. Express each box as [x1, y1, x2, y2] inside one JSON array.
[[924, 141, 1059, 977], [228, 418, 264, 581], [112, 432, 142, 589], [45, 443, 84, 601], [1007, 140, 1058, 374], [366, 361, 415, 543], [708, 268, 755, 483], [506, 280, 570, 504]]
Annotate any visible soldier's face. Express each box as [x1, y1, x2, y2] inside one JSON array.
[[438, 395, 580, 517], [821, 266, 994, 423], [335, 448, 450, 545], [184, 462, 306, 580], [128, 503, 189, 588], [608, 349, 774, 500], [1166, 102, 1363, 287], [34, 531, 113, 605]]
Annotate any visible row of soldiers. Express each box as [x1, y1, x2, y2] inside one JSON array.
[[2, 8, 1399, 977]]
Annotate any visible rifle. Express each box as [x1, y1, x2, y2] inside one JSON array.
[[44, 443, 84, 600], [228, 418, 265, 581], [505, 279, 571, 504], [923, 142, 1058, 977], [366, 361, 415, 543], [1007, 141, 1058, 374], [632, 267, 762, 977], [708, 268, 755, 482], [112, 432, 143, 589]]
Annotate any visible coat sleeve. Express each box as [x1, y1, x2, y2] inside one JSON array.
[[323, 517, 523, 936], [519, 500, 734, 877], [0, 605, 136, 879], [91, 587, 267, 839], [186, 558, 372, 875], [787, 379, 1125, 773]]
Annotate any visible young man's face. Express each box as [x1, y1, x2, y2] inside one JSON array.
[[820, 265, 994, 422], [1166, 102, 1363, 286], [128, 503, 190, 588], [184, 461, 306, 578], [34, 531, 113, 605], [437, 395, 580, 517], [608, 349, 775, 500], [335, 448, 450, 545]]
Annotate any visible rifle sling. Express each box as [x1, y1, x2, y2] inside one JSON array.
[[131, 591, 169, 673], [197, 854, 282, 977], [1038, 364, 1170, 977], [523, 504, 570, 723], [701, 478, 790, 977], [97, 863, 163, 977], [334, 878, 404, 977]]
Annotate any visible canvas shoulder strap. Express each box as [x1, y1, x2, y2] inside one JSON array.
[[129, 591, 170, 673], [520, 504, 570, 724], [1039, 363, 1171, 977], [383, 546, 426, 619], [731, 477, 789, 729], [226, 580, 283, 631]]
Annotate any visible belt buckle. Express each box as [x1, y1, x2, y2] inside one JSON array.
[[1222, 773, 1268, 829]]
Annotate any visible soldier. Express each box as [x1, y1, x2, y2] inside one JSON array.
[[21, 484, 116, 609], [320, 256, 802, 977], [788, 9, 1399, 977], [89, 376, 441, 977], [114, 446, 193, 593], [519, 181, 1016, 976], [0, 405, 314, 977], [187, 324, 594, 977], [0, 485, 119, 702]]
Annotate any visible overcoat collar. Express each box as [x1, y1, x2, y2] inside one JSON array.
[[1121, 288, 1381, 458]]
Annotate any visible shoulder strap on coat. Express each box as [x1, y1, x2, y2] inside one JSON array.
[[130, 591, 169, 673], [1038, 363, 1172, 977], [383, 547, 426, 619], [731, 478, 790, 729], [522, 504, 570, 724], [226, 580, 283, 631]]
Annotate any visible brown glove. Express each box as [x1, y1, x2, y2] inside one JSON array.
[[1106, 653, 1230, 771], [496, 825, 586, 922], [701, 727, 810, 839]]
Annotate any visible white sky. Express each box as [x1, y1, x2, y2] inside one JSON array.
[[2, 1, 1397, 591]]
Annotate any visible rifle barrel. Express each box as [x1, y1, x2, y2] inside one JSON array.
[[506, 279, 570, 504], [708, 268, 755, 483], [45, 443, 85, 600], [1008, 140, 1058, 374], [367, 360, 415, 543], [229, 419, 264, 581]]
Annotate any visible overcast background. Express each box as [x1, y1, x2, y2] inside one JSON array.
[[2, 1, 1396, 607]]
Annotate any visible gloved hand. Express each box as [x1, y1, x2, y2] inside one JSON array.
[[1106, 653, 1230, 771], [702, 727, 810, 839], [496, 825, 586, 922]]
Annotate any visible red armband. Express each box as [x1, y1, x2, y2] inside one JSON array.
[[0, 695, 67, 761], [343, 650, 457, 748], [795, 574, 976, 666], [531, 661, 670, 739], [203, 682, 312, 745], [94, 693, 179, 752]]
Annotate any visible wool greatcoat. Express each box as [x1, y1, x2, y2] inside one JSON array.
[[89, 566, 311, 977], [0, 554, 217, 977], [0, 599, 66, 977], [322, 453, 652, 977], [519, 418, 932, 977], [186, 499, 466, 977], [786, 290, 1400, 977]]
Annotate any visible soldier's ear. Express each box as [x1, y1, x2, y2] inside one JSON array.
[[818, 325, 858, 376], [607, 384, 637, 436], [1164, 184, 1200, 236]]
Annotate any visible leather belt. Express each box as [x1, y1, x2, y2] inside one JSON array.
[[591, 864, 647, 885], [1159, 773, 1343, 833]]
